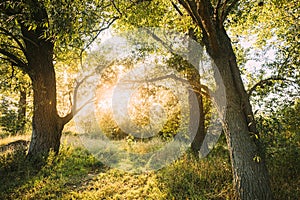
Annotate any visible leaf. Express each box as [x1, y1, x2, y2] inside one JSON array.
[[253, 155, 261, 163]]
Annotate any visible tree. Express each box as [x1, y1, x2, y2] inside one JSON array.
[[165, 52, 210, 154], [113, 0, 272, 198], [176, 0, 272, 199], [0, 0, 117, 161]]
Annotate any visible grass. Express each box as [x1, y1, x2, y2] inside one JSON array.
[[0, 133, 299, 199], [0, 134, 30, 146]]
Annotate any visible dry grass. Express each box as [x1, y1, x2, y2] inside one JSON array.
[[0, 134, 30, 146]]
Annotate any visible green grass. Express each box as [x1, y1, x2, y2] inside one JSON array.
[[0, 134, 299, 199]]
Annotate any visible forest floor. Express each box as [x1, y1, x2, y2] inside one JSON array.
[[0, 133, 299, 200]]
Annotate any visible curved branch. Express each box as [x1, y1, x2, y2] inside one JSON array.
[[0, 49, 29, 72], [60, 73, 94, 126], [0, 27, 27, 57], [122, 73, 212, 98], [79, 16, 119, 66], [247, 76, 293, 96]]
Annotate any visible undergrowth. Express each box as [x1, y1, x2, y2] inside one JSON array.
[[0, 134, 298, 199]]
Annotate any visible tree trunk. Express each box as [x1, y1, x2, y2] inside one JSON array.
[[190, 89, 206, 154], [28, 69, 63, 160], [188, 28, 207, 154], [21, 26, 64, 161], [177, 1, 273, 198], [188, 67, 206, 155], [208, 27, 272, 199], [0, 0, 74, 163]]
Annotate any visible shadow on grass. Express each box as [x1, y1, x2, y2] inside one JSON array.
[[0, 145, 107, 200], [0, 149, 33, 195]]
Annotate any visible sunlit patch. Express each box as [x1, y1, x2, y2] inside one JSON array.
[[73, 28, 226, 173]]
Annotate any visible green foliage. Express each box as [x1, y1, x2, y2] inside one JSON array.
[[0, 66, 31, 136], [157, 144, 233, 200], [0, 98, 18, 135], [114, 0, 200, 40], [256, 99, 300, 199], [0, 140, 28, 172], [0, 0, 116, 55], [0, 98, 29, 135], [98, 112, 128, 140], [228, 0, 299, 109]]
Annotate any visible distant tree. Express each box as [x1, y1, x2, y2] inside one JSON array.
[[0, 64, 30, 135]]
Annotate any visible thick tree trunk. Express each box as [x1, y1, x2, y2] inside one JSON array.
[[21, 26, 64, 161], [208, 28, 272, 199], [178, 0, 272, 200], [177, 0, 273, 198], [28, 70, 63, 159]]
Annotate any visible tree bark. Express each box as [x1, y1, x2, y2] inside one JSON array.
[[21, 24, 64, 161], [188, 28, 207, 154], [28, 69, 63, 159], [178, 0, 273, 199], [190, 89, 206, 154], [187, 66, 206, 155], [212, 31, 272, 199]]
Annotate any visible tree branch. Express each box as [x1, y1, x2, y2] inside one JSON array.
[[221, 0, 239, 23], [112, 0, 123, 17], [178, 0, 202, 28], [144, 28, 176, 52], [171, 1, 184, 16], [0, 27, 27, 57], [0, 49, 29, 72], [215, 0, 225, 26], [122, 73, 211, 98], [60, 73, 95, 125], [247, 76, 293, 96], [79, 16, 119, 66], [178, 0, 221, 54]]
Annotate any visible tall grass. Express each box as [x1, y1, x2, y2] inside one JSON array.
[[0, 134, 299, 199]]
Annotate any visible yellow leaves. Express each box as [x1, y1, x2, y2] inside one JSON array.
[[28, 24, 38, 31], [253, 155, 261, 163], [43, 22, 49, 28]]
